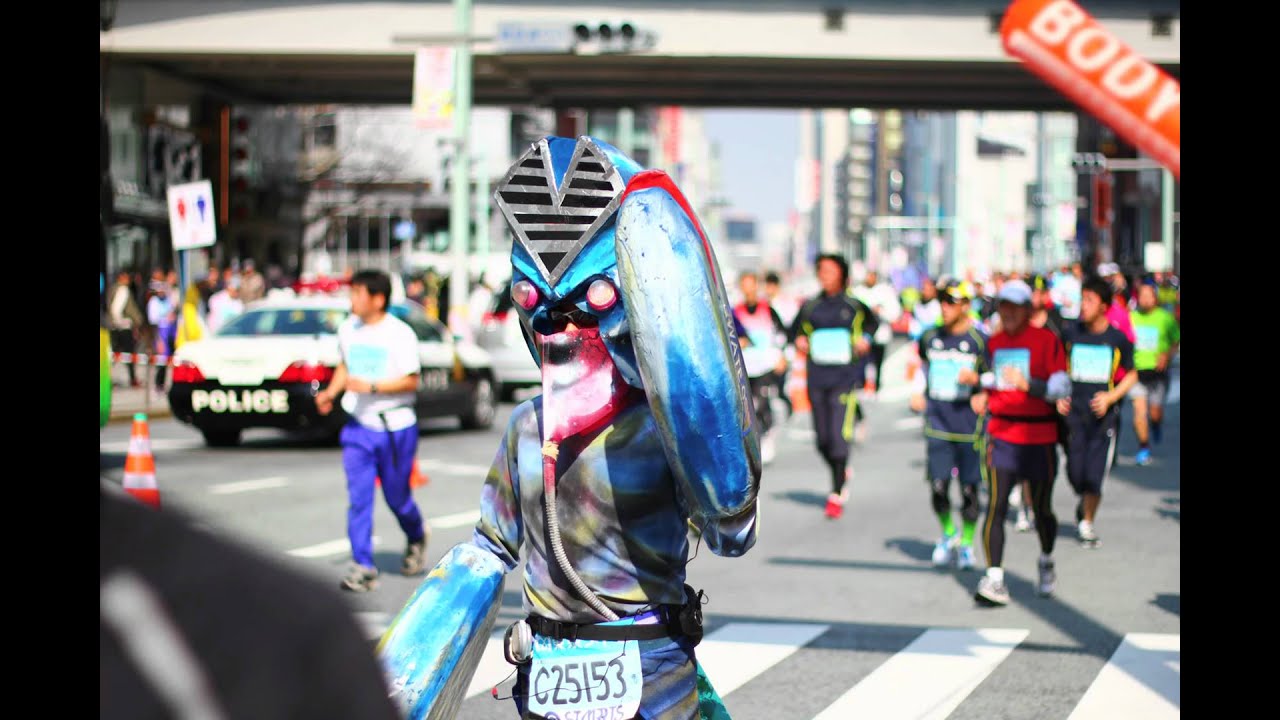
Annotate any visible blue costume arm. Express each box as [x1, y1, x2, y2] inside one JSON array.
[[615, 177, 761, 557], [377, 415, 524, 720]]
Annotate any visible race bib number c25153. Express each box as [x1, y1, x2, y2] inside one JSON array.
[[528, 635, 642, 720], [927, 358, 969, 402]]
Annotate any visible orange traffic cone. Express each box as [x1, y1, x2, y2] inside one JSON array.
[[376, 461, 430, 489], [790, 354, 811, 414], [123, 413, 160, 509]]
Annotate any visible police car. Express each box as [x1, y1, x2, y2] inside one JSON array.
[[167, 294, 498, 447]]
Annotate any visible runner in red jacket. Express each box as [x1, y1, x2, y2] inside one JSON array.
[[974, 280, 1071, 607]]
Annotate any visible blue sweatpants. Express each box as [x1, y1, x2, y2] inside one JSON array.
[[341, 420, 426, 568]]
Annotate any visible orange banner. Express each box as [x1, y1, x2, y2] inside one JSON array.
[[1001, 0, 1179, 177]]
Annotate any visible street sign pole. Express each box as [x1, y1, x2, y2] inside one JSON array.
[[448, 0, 473, 338]]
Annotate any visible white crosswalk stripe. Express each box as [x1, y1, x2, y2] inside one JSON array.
[[1068, 633, 1180, 719], [359, 620, 1180, 719]]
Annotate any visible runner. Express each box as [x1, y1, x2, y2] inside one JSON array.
[[974, 280, 1071, 607], [1127, 280, 1180, 466], [1059, 277, 1138, 547], [909, 279, 989, 571], [791, 254, 879, 519], [733, 270, 792, 465]]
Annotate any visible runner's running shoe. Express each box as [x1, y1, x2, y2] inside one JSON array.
[[1015, 507, 1035, 533], [1135, 448, 1153, 466], [402, 537, 429, 576], [341, 563, 379, 593], [956, 545, 976, 571], [932, 535, 956, 567], [1077, 520, 1100, 548], [1037, 557, 1057, 597], [975, 575, 1010, 606]]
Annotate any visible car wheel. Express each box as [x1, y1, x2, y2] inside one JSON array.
[[459, 377, 496, 430], [499, 382, 518, 403], [201, 428, 242, 448]]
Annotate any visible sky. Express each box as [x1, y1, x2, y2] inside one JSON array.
[[701, 108, 800, 227]]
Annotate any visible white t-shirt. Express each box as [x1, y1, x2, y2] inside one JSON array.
[[337, 314, 421, 431]]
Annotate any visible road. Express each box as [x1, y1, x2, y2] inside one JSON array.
[[99, 343, 1180, 720]]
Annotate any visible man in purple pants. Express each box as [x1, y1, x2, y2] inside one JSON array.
[[316, 269, 429, 592]]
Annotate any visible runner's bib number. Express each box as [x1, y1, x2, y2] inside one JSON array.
[[993, 348, 1031, 391], [927, 358, 969, 402], [809, 328, 853, 365], [1134, 325, 1160, 353], [528, 635, 642, 720], [1070, 344, 1113, 384]]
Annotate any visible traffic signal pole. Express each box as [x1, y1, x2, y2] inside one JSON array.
[[448, 0, 473, 338]]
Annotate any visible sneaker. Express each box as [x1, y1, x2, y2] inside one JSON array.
[[761, 430, 777, 466], [1077, 520, 1100, 548], [824, 494, 843, 519], [402, 537, 428, 576], [341, 563, 379, 593], [932, 535, 956, 567], [975, 575, 1010, 606], [1037, 557, 1057, 597], [1014, 507, 1034, 533], [1135, 448, 1153, 466], [956, 545, 977, 571]]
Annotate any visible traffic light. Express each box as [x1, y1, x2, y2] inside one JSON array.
[[1072, 152, 1107, 174], [571, 21, 657, 53], [886, 167, 904, 214], [227, 111, 254, 223]]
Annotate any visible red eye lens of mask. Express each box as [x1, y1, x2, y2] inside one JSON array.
[[586, 279, 617, 311], [512, 280, 538, 310]]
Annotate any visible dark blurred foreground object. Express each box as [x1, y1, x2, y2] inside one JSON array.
[[100, 484, 403, 720]]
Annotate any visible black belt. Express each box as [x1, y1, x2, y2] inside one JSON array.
[[527, 606, 682, 642], [991, 413, 1058, 423]]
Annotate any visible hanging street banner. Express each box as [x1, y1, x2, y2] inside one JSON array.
[[166, 179, 217, 251], [1000, 0, 1180, 178], [413, 46, 456, 130]]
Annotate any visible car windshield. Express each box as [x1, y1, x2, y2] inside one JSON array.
[[217, 308, 348, 337]]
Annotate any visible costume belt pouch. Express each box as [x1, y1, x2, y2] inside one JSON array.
[[928, 358, 970, 402], [527, 623, 643, 719], [809, 328, 853, 365], [1069, 344, 1112, 384], [993, 348, 1031, 391]]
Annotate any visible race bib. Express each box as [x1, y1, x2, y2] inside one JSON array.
[[927, 358, 969, 402], [993, 348, 1031, 391], [809, 328, 853, 365], [528, 635, 642, 720], [1070, 344, 1113, 385], [742, 330, 780, 377], [1135, 325, 1160, 353], [347, 343, 389, 379]]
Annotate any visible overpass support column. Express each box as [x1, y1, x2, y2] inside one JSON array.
[[448, 0, 473, 336]]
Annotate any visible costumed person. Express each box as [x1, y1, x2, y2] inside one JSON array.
[[377, 136, 762, 720]]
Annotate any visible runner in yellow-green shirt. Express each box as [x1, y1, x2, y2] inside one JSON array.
[[1127, 281, 1180, 466]]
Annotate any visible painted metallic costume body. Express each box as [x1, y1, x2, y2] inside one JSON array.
[[379, 136, 760, 720]]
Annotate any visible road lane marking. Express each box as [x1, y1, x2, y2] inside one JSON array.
[[100, 437, 204, 454], [209, 477, 290, 495], [1067, 633, 1179, 719], [430, 509, 482, 529], [812, 627, 1028, 720], [288, 536, 381, 558], [419, 458, 491, 476], [696, 622, 830, 696]]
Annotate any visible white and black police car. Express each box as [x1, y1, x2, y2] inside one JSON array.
[[167, 294, 498, 447]]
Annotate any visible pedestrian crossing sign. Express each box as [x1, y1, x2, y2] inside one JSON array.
[[166, 179, 217, 251]]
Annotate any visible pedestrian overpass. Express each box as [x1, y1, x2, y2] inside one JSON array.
[[100, 0, 1179, 111]]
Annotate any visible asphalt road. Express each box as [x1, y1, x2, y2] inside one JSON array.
[[100, 344, 1180, 720]]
